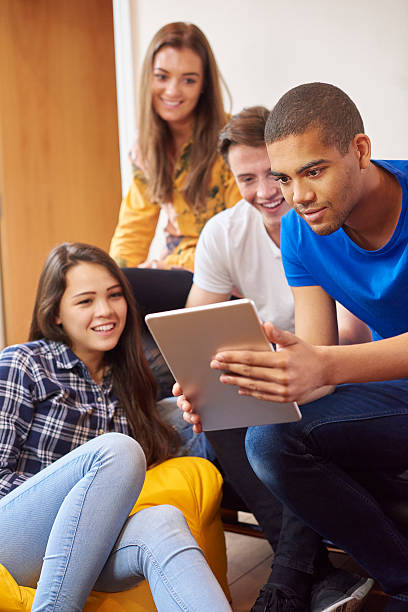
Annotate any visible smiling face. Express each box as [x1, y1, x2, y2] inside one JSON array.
[[227, 144, 290, 240], [266, 127, 367, 235], [56, 263, 127, 371], [151, 45, 204, 128]]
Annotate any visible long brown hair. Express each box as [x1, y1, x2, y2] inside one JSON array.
[[138, 22, 230, 211], [29, 242, 180, 466]]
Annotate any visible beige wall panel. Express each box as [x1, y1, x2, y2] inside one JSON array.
[[0, 0, 122, 344]]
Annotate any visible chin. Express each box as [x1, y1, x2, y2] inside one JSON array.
[[309, 222, 341, 236]]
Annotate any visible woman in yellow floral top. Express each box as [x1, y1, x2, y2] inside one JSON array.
[[109, 22, 240, 272]]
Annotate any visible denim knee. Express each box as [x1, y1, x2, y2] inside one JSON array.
[[90, 433, 146, 489], [137, 504, 187, 533], [245, 424, 300, 494]]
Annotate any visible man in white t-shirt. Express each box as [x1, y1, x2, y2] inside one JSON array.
[[187, 106, 292, 561], [184, 107, 372, 612], [187, 107, 292, 328]]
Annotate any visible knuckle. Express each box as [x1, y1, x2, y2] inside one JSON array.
[[243, 365, 252, 377], [281, 388, 291, 402], [277, 371, 289, 387]]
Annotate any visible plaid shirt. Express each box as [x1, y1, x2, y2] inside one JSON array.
[[0, 339, 129, 499]]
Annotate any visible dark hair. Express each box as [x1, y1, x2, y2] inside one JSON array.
[[219, 106, 270, 166], [29, 242, 179, 466], [138, 22, 230, 211], [265, 82, 365, 154]]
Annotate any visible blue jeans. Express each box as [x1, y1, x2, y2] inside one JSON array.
[[246, 380, 408, 599], [157, 396, 215, 461], [205, 426, 283, 551], [0, 433, 231, 611]]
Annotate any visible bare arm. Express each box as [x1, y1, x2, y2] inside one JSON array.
[[210, 284, 408, 404], [293, 285, 338, 345], [336, 303, 372, 345], [185, 283, 230, 308]]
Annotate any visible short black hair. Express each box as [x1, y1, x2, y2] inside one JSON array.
[[265, 82, 364, 155]]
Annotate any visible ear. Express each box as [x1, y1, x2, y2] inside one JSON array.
[[352, 133, 371, 170], [55, 312, 61, 325]]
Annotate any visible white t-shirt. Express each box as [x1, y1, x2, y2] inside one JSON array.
[[193, 199, 294, 332]]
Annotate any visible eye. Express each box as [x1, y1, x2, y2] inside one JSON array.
[[109, 291, 124, 300], [153, 73, 166, 81], [275, 176, 290, 185], [77, 298, 92, 306], [184, 77, 198, 85], [306, 167, 325, 178]]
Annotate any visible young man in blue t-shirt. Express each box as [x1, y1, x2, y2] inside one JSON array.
[[179, 83, 408, 611]]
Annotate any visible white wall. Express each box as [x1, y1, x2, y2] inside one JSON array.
[[130, 0, 408, 159]]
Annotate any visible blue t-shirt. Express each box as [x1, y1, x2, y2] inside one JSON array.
[[281, 160, 408, 341]]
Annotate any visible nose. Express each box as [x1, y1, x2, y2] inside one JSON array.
[[164, 78, 180, 97], [292, 181, 316, 206], [95, 298, 113, 317]]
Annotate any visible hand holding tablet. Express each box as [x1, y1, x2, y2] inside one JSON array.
[[146, 299, 301, 431]]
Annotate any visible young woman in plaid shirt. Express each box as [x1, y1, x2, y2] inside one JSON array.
[[0, 242, 231, 612]]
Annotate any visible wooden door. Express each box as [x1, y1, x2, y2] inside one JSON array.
[[0, 0, 122, 344]]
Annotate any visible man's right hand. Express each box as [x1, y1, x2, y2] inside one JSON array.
[[172, 382, 203, 433]]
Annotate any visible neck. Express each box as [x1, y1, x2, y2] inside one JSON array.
[[343, 162, 402, 250], [168, 118, 193, 159], [265, 223, 281, 247], [78, 351, 106, 385]]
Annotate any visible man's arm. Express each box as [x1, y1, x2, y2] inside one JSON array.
[[336, 303, 372, 345], [293, 285, 338, 345], [186, 284, 230, 308], [209, 284, 408, 404], [293, 286, 372, 346]]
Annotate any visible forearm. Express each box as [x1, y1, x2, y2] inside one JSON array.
[[186, 283, 230, 308], [319, 333, 408, 386], [110, 179, 160, 268]]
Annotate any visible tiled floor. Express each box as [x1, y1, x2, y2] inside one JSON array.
[[224, 512, 389, 612], [225, 512, 273, 611]]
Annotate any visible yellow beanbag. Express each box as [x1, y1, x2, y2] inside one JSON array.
[[0, 456, 228, 611]]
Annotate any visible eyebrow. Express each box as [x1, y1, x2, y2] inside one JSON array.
[[154, 67, 200, 77], [236, 173, 255, 179], [270, 158, 330, 177], [72, 284, 121, 298]]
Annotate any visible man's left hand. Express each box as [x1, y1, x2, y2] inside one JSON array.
[[210, 322, 333, 404]]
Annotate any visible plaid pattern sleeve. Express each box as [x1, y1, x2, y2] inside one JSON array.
[[0, 340, 129, 499]]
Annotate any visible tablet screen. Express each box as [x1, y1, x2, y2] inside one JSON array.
[[146, 299, 301, 430]]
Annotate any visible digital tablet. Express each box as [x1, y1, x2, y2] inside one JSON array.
[[145, 299, 301, 431]]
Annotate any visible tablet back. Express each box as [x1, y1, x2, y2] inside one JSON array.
[[145, 299, 301, 431]]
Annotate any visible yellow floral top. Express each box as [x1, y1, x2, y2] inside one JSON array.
[[109, 142, 241, 271]]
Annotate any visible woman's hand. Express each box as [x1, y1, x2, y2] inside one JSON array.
[[172, 382, 203, 433], [138, 259, 167, 269], [138, 259, 191, 271], [210, 322, 332, 405]]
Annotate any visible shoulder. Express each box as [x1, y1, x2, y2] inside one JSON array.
[[0, 341, 49, 384], [373, 160, 408, 177], [0, 340, 72, 374], [1, 340, 46, 362], [281, 208, 304, 246], [211, 199, 253, 225], [281, 208, 327, 262], [373, 160, 408, 197], [199, 199, 249, 236]]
